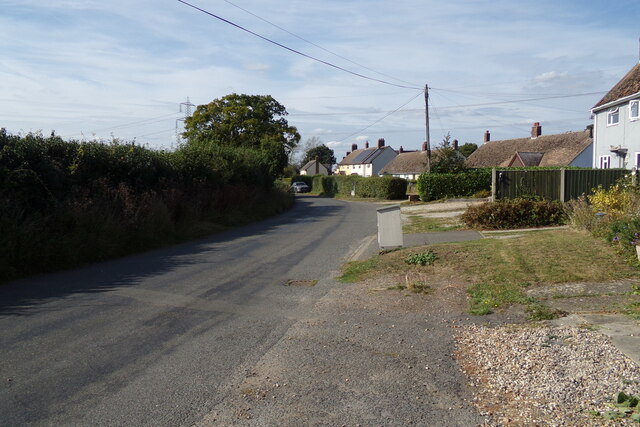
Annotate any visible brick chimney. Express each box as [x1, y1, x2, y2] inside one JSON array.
[[422, 141, 428, 151], [452, 139, 459, 150], [531, 122, 542, 139], [377, 138, 385, 148], [484, 130, 490, 143], [315, 156, 320, 174], [399, 146, 404, 153], [351, 143, 358, 151], [365, 141, 369, 149]]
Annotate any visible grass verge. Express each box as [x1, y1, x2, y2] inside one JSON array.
[[403, 215, 462, 233], [339, 229, 640, 317]]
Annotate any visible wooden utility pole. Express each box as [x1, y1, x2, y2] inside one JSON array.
[[424, 84, 431, 172]]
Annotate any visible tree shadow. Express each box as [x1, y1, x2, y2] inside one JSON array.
[[0, 197, 345, 316]]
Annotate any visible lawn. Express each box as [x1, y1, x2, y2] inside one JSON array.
[[339, 229, 640, 318]]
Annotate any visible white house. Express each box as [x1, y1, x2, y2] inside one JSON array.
[[591, 63, 640, 169], [336, 138, 398, 177]]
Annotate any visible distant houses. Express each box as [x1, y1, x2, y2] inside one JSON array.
[[335, 138, 398, 177], [379, 142, 436, 180], [465, 123, 593, 169], [591, 62, 640, 169]]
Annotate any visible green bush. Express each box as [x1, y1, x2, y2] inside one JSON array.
[[417, 169, 491, 201], [0, 129, 293, 283], [461, 198, 567, 229]]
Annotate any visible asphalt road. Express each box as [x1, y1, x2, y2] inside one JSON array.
[[0, 196, 380, 426]]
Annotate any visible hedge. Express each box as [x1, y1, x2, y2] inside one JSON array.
[[0, 130, 293, 283], [417, 169, 491, 201], [292, 174, 408, 200]]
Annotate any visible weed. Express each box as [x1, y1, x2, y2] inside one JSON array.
[[593, 392, 640, 422], [405, 250, 438, 266]]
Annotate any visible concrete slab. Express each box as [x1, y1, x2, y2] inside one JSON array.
[[551, 314, 640, 366]]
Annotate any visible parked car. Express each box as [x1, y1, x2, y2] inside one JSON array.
[[291, 181, 310, 193]]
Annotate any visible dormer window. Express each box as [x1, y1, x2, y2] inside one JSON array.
[[630, 100, 639, 121], [607, 108, 619, 126]]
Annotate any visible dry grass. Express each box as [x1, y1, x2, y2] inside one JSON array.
[[340, 229, 640, 286]]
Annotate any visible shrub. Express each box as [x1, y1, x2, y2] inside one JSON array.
[[417, 169, 491, 201], [461, 198, 567, 229]]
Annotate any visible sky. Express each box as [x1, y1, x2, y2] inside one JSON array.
[[1, 0, 639, 161]]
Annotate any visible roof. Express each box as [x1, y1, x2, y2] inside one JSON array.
[[509, 151, 544, 167], [301, 159, 329, 171], [379, 151, 429, 174], [338, 146, 392, 165], [593, 63, 640, 110], [465, 129, 592, 168]]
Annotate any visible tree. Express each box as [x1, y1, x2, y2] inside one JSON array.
[[183, 93, 301, 155], [459, 143, 478, 158], [302, 144, 336, 167], [431, 133, 467, 173]]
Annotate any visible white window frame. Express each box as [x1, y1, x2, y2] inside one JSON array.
[[630, 100, 640, 121], [607, 107, 619, 126], [599, 155, 611, 169]]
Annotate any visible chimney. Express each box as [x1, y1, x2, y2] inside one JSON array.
[[422, 141, 428, 151], [531, 122, 542, 139], [452, 139, 459, 150], [365, 141, 369, 149], [484, 130, 490, 143], [346, 151, 351, 157], [315, 156, 319, 174], [399, 146, 404, 153], [586, 124, 594, 139], [377, 138, 385, 148], [351, 143, 358, 151]]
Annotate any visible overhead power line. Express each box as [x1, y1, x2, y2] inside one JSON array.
[[176, 0, 422, 90], [219, 0, 420, 88], [289, 90, 607, 118], [338, 91, 424, 142]]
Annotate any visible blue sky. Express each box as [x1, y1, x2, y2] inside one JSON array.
[[1, 0, 639, 159]]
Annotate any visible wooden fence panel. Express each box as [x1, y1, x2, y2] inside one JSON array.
[[494, 169, 630, 201], [495, 170, 560, 200], [564, 169, 628, 201]]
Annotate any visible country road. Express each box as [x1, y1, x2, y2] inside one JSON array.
[[0, 196, 484, 426]]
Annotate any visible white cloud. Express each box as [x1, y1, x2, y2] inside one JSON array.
[[1, 0, 638, 149]]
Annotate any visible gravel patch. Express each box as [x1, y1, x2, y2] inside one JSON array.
[[456, 324, 640, 425]]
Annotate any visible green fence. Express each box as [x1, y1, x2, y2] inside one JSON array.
[[493, 168, 629, 201]]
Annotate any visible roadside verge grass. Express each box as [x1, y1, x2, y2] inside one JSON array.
[[402, 215, 462, 233], [339, 229, 640, 317]]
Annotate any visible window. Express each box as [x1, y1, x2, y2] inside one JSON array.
[[599, 155, 611, 169], [636, 152, 640, 168], [607, 108, 619, 126], [630, 100, 639, 121]]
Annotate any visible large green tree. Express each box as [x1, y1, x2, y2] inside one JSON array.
[[302, 144, 336, 167], [459, 142, 478, 158], [183, 93, 301, 154]]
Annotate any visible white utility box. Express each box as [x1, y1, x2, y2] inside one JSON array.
[[377, 204, 403, 250]]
